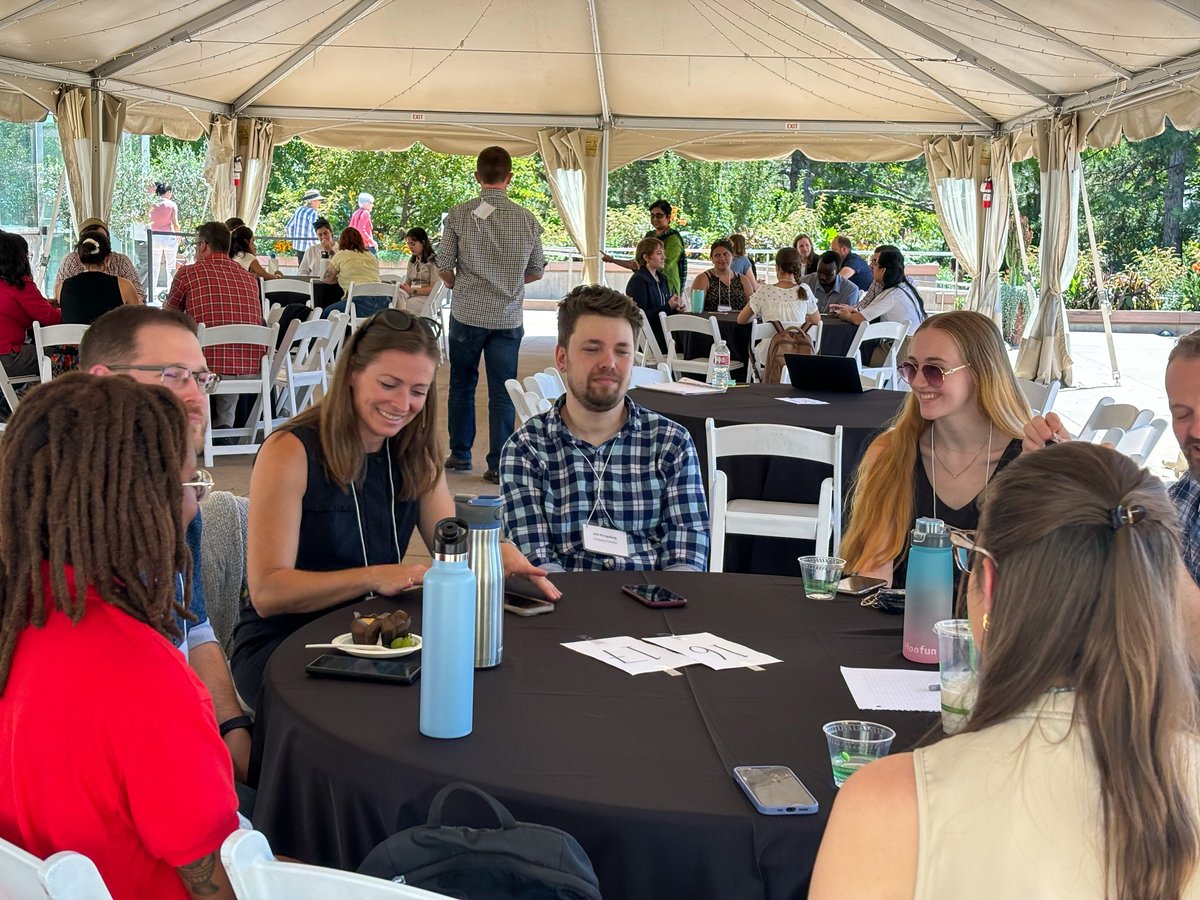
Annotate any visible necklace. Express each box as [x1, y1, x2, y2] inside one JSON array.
[[931, 423, 991, 479], [930, 420, 993, 521]]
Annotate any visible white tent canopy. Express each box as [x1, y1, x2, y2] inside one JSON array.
[[2, 0, 1199, 380]]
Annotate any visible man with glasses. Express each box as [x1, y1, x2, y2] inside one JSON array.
[[80, 306, 252, 784], [602, 199, 689, 299]]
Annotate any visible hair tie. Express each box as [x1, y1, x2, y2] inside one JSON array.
[[1110, 504, 1146, 531], [81, 238, 98, 250]]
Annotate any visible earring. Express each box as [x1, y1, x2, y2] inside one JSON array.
[[982, 613, 991, 632]]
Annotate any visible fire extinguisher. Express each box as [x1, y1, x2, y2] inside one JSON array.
[[980, 177, 993, 209], [233, 155, 243, 188]]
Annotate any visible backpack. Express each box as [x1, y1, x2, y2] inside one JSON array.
[[762, 322, 814, 384], [358, 782, 603, 899]]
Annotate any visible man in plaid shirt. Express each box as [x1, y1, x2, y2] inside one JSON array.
[[1166, 332, 1200, 585], [500, 286, 708, 572], [165, 221, 264, 426]]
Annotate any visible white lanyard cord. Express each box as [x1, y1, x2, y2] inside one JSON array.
[[350, 437, 402, 571], [578, 439, 619, 529]]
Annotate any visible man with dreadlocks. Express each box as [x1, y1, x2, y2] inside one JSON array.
[[0, 375, 239, 899]]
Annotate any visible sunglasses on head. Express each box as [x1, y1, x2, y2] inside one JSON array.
[[356, 308, 443, 342], [897, 361, 971, 388]]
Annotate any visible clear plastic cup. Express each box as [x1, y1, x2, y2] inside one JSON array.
[[798, 556, 845, 600], [823, 720, 896, 787], [934, 619, 978, 735]]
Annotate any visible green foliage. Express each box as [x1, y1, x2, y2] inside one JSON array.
[[0, 121, 36, 228], [841, 204, 907, 250], [999, 283, 1032, 345], [605, 205, 652, 249], [749, 202, 824, 248]]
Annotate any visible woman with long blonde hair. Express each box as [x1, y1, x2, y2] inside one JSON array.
[[841, 310, 1030, 585], [813, 442, 1200, 900]]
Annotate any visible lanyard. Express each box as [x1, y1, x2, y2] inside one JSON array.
[[350, 437, 403, 575], [576, 439, 619, 529]]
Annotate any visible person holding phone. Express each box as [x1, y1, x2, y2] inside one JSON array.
[[500, 285, 709, 573], [811, 442, 1200, 900], [233, 309, 557, 704]]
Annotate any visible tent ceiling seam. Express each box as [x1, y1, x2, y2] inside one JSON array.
[[0, 0, 59, 32], [1157, 0, 1200, 26]]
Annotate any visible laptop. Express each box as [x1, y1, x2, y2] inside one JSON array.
[[783, 353, 865, 393]]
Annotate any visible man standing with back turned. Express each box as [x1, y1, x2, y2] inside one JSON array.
[[438, 145, 546, 484]]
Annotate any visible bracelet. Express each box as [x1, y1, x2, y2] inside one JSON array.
[[219, 715, 253, 738]]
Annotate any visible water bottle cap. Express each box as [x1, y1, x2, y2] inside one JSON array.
[[914, 517, 946, 535], [454, 495, 503, 527], [433, 517, 470, 554], [911, 517, 950, 547]]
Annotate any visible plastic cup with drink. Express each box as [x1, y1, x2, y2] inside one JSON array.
[[934, 619, 978, 734], [798, 556, 845, 600], [823, 720, 896, 787]]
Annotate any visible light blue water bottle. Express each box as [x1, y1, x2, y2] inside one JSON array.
[[419, 517, 477, 739], [902, 517, 953, 664]]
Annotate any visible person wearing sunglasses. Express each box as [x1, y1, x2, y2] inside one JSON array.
[[79, 305, 252, 786], [840, 311, 1031, 588], [812, 442, 1200, 900], [233, 308, 558, 704]]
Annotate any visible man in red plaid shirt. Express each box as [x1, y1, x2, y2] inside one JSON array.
[[166, 221, 264, 426]]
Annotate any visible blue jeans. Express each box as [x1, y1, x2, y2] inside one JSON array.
[[321, 296, 391, 320], [448, 316, 523, 470]]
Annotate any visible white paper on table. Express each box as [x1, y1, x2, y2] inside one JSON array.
[[644, 633, 781, 670], [561, 636, 697, 675], [776, 396, 829, 406], [840, 666, 941, 712], [633, 381, 723, 396]]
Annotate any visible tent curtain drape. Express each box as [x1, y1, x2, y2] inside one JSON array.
[[968, 136, 1013, 322], [235, 117, 274, 230], [54, 86, 126, 230], [1014, 116, 1080, 386], [536, 128, 607, 284], [204, 115, 237, 222]]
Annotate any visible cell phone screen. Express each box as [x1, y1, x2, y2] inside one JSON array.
[[624, 584, 687, 606], [505, 596, 554, 611], [306, 655, 420, 684], [737, 766, 818, 808]]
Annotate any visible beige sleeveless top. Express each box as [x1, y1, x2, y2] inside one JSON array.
[[913, 692, 1200, 899]]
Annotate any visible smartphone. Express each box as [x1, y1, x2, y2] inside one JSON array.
[[504, 596, 556, 617], [621, 583, 687, 608], [505, 574, 556, 603], [305, 654, 421, 685], [733, 766, 819, 815], [837, 575, 889, 596]]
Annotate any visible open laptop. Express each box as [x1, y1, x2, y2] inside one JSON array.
[[783, 353, 865, 393]]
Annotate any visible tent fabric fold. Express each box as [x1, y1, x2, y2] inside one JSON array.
[[54, 87, 126, 230], [234, 118, 274, 231], [536, 128, 607, 284], [204, 116, 237, 222]]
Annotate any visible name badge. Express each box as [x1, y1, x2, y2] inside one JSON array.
[[472, 201, 496, 220], [583, 523, 630, 558]]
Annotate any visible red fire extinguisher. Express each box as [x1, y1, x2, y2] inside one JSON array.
[[233, 155, 243, 188], [981, 177, 993, 209]]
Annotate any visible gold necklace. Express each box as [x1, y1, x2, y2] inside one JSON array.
[[931, 423, 991, 479]]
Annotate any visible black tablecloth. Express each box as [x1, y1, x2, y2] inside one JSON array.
[[817, 317, 859, 357], [313, 281, 344, 308], [250, 572, 935, 900], [675, 312, 753, 369], [631, 384, 906, 575]]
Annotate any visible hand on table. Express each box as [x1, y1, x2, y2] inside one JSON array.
[[370, 563, 429, 596], [1021, 413, 1071, 453], [501, 542, 561, 601], [669, 294, 686, 311]]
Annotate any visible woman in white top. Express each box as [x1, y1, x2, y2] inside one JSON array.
[[812, 441, 1200, 900], [229, 226, 282, 280], [402, 227, 438, 298], [737, 247, 820, 327], [829, 245, 924, 333]]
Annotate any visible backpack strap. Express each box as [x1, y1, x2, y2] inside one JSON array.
[[427, 782, 518, 830]]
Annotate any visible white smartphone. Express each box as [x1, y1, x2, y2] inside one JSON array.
[[733, 765, 819, 815], [503, 596, 556, 617]]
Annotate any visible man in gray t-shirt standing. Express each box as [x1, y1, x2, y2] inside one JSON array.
[[438, 146, 546, 483]]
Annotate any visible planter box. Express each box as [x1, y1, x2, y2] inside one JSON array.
[[1066, 309, 1200, 335]]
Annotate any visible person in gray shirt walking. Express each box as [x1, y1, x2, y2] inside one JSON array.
[[438, 146, 546, 483]]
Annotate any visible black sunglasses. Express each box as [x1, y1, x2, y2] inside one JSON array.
[[357, 308, 443, 342]]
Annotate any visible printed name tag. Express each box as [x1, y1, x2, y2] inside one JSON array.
[[582, 524, 631, 558], [472, 201, 496, 220]]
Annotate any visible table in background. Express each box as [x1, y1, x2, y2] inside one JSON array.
[[816, 316, 859, 357], [632, 383, 905, 575], [675, 311, 753, 369], [249, 572, 934, 900]]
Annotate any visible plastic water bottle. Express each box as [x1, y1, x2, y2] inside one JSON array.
[[708, 339, 731, 391], [318, 249, 330, 277], [267, 251, 279, 274], [419, 518, 477, 739], [902, 517, 953, 664], [454, 494, 504, 669]]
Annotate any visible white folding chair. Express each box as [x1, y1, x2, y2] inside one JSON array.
[[628, 363, 673, 387], [322, 310, 352, 375], [705, 418, 843, 572], [846, 320, 908, 390], [1076, 396, 1167, 466], [522, 371, 563, 402], [404, 281, 443, 319], [634, 309, 665, 367], [32, 323, 88, 384], [261, 279, 315, 317], [807, 319, 823, 354], [273, 318, 335, 421], [0, 834, 113, 899], [1109, 420, 1169, 466], [347, 282, 400, 329], [221, 829, 444, 900], [0, 361, 37, 418], [505, 378, 549, 424], [199, 323, 279, 467], [1016, 377, 1061, 417], [541, 367, 565, 396], [659, 313, 745, 382]]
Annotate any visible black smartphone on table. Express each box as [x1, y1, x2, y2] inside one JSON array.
[[305, 654, 421, 684], [621, 583, 688, 608]]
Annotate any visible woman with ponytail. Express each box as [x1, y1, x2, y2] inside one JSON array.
[[812, 440, 1200, 900]]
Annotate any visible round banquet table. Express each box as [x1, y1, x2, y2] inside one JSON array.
[[631, 383, 906, 575], [248, 571, 935, 900], [816, 316, 859, 357], [675, 311, 754, 368]]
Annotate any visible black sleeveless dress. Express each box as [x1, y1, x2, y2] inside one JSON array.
[[890, 438, 1022, 591], [230, 425, 421, 702], [59, 272, 123, 324]]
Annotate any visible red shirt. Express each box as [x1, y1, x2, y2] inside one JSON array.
[[165, 254, 264, 375], [0, 565, 239, 900], [0, 277, 61, 355], [349, 206, 376, 249]]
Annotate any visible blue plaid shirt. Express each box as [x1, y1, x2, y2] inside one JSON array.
[[285, 204, 319, 250], [1170, 473, 1200, 585], [500, 396, 709, 572]]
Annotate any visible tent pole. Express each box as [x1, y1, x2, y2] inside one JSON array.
[[598, 127, 609, 286], [1006, 162, 1038, 337], [88, 86, 102, 220], [1079, 168, 1120, 385]]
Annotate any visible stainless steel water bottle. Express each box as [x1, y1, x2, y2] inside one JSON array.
[[455, 494, 504, 668]]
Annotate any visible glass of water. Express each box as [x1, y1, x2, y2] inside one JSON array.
[[823, 720, 896, 787], [798, 556, 845, 600]]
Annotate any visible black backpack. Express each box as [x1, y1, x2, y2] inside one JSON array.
[[358, 783, 602, 899]]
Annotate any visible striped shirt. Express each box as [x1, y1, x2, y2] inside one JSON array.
[[437, 188, 545, 330], [500, 396, 709, 573], [285, 204, 320, 250]]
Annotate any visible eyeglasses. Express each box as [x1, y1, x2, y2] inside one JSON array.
[[949, 528, 996, 574], [108, 364, 222, 395], [357, 308, 443, 342], [182, 469, 215, 502], [897, 361, 971, 388], [649, 212, 668, 220]]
